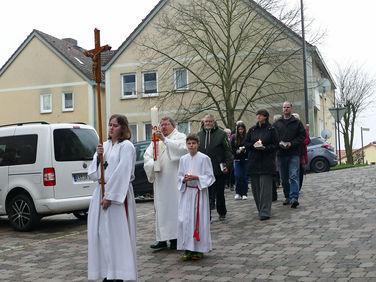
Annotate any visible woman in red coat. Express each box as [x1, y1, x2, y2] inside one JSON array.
[[292, 113, 311, 191]]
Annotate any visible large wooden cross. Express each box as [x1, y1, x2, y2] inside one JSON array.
[[84, 28, 111, 199]]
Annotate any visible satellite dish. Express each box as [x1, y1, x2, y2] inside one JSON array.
[[318, 78, 331, 94], [321, 129, 332, 140]]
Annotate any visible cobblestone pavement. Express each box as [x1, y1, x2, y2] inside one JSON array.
[[1, 165, 376, 281]]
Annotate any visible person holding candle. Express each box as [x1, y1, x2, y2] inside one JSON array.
[[273, 102, 306, 208], [177, 133, 215, 261], [144, 117, 188, 250], [245, 109, 279, 220]]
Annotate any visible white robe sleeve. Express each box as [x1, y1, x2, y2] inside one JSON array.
[[104, 142, 136, 204], [177, 156, 187, 192], [197, 155, 215, 190], [88, 152, 99, 181], [143, 142, 155, 183], [165, 132, 188, 161]]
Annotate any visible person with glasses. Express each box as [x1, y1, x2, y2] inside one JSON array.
[[144, 117, 188, 250]]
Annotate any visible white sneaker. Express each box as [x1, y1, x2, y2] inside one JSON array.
[[242, 195, 248, 200], [234, 194, 241, 200]]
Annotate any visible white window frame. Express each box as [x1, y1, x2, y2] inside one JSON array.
[[121, 73, 137, 99], [142, 71, 158, 97], [129, 123, 138, 143], [40, 94, 52, 113], [62, 92, 74, 112], [177, 121, 190, 135], [143, 122, 152, 140], [174, 68, 189, 91]]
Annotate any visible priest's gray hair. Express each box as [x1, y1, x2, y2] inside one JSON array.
[[204, 114, 216, 121], [161, 117, 176, 127]]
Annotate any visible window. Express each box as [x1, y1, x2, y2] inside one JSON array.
[[174, 69, 188, 91], [144, 123, 152, 140], [53, 128, 98, 161], [62, 92, 74, 111], [135, 142, 150, 162], [122, 73, 137, 98], [40, 94, 52, 113], [0, 135, 38, 166], [309, 137, 325, 146], [142, 72, 158, 96], [177, 122, 190, 135], [130, 124, 138, 144]]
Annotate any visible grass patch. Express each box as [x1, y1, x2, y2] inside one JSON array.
[[330, 163, 368, 170]]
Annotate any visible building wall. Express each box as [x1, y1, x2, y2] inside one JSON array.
[[310, 60, 336, 146], [364, 145, 376, 165], [0, 37, 93, 126], [105, 1, 334, 142]]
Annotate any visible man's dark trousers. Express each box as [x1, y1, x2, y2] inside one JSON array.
[[209, 174, 227, 216]]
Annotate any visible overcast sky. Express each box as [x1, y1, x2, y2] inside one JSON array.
[[1, 0, 375, 148]]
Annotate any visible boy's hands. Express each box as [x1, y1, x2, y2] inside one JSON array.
[[184, 174, 199, 182]]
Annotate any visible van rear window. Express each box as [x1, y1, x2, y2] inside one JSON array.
[[54, 128, 98, 161]]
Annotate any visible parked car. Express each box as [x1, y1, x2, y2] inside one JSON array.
[[133, 140, 153, 200], [307, 137, 338, 173], [0, 121, 98, 231]]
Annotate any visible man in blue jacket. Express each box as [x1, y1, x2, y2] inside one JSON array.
[[273, 102, 306, 208], [198, 114, 233, 220]]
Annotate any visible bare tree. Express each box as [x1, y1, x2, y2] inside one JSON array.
[[336, 64, 375, 164], [137, 0, 318, 128]]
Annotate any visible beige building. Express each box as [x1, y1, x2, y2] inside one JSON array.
[[1, 1, 336, 146], [0, 29, 113, 136], [341, 142, 376, 165], [103, 0, 336, 145]]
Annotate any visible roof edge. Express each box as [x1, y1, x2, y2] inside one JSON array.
[[103, 0, 167, 70]]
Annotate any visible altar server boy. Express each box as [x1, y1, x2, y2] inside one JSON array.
[[177, 133, 215, 261]]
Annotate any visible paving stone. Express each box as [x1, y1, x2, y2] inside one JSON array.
[[1, 166, 376, 281]]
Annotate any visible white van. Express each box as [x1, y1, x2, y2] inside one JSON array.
[[0, 121, 99, 231]]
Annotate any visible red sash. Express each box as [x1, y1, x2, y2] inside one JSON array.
[[187, 184, 200, 241]]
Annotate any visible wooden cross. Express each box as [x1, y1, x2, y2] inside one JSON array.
[[84, 28, 111, 199]]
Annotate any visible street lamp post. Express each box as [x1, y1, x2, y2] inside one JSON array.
[[300, 0, 309, 129], [329, 102, 346, 165], [361, 127, 370, 164]]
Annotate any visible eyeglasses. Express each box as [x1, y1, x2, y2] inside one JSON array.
[[160, 123, 171, 127]]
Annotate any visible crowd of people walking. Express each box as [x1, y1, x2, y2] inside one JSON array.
[[86, 101, 310, 281]]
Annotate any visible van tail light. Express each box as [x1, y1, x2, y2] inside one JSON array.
[[43, 168, 56, 186]]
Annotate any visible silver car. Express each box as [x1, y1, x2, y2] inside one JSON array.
[[307, 137, 338, 173]]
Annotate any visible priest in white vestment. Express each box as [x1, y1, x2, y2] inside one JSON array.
[[177, 133, 215, 260], [144, 117, 188, 250], [87, 114, 137, 281]]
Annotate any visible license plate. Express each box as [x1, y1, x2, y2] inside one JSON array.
[[73, 173, 90, 182]]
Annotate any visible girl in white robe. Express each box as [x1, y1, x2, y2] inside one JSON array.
[[87, 114, 137, 281], [177, 134, 215, 260]]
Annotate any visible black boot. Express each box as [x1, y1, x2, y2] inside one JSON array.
[[150, 241, 167, 249], [170, 239, 177, 249]]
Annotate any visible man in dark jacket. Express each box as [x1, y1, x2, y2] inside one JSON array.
[[198, 114, 233, 220], [273, 101, 306, 208]]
